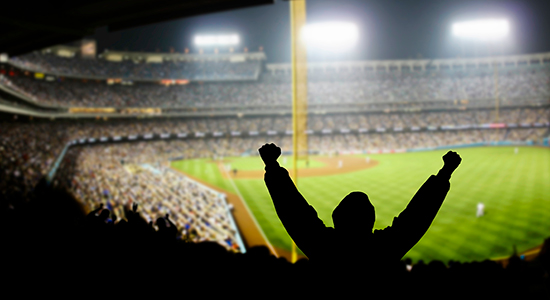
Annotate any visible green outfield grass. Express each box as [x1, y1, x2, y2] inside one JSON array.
[[171, 146, 550, 263]]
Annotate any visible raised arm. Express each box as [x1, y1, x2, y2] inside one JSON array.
[[384, 151, 462, 259], [259, 143, 327, 257]]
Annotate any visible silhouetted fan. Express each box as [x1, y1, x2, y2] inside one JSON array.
[[259, 142, 461, 283]]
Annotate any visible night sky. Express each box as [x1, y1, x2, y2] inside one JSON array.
[[89, 0, 550, 63]]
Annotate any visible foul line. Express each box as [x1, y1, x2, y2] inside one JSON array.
[[220, 163, 278, 257]]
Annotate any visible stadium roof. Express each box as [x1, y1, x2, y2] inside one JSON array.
[[0, 0, 273, 56]]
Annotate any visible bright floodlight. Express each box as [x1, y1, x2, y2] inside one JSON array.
[[302, 22, 359, 51], [194, 34, 240, 46], [452, 19, 509, 41]]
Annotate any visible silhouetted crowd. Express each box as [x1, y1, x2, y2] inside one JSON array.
[[2, 179, 549, 297]]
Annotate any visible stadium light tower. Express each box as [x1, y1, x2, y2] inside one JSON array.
[[302, 22, 359, 53], [452, 19, 509, 42], [452, 19, 510, 122], [194, 34, 240, 46]]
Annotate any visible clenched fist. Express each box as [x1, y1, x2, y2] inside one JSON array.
[[442, 151, 461, 171], [259, 143, 281, 165]]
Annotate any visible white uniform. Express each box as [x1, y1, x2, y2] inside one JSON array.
[[366, 156, 370, 163], [338, 160, 343, 168], [514, 147, 518, 154], [476, 202, 485, 217]]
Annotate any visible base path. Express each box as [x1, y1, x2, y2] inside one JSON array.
[[221, 156, 379, 179], [171, 168, 275, 247]]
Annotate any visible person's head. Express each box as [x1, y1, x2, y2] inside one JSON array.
[[332, 191, 375, 234], [156, 217, 167, 229], [99, 209, 110, 221]]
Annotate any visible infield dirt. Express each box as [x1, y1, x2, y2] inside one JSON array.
[[219, 156, 379, 179]]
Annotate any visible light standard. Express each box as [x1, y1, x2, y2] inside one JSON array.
[[452, 19, 510, 122]]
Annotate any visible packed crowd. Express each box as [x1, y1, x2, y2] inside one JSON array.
[[0, 122, 69, 205], [5, 70, 542, 112], [54, 144, 241, 251], [9, 52, 262, 81], [2, 59, 549, 108], [2, 114, 547, 206], [270, 128, 547, 153], [1, 73, 288, 108], [304, 65, 550, 104], [59, 107, 550, 137], [66, 128, 550, 156]]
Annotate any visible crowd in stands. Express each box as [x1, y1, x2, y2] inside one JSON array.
[[2, 115, 547, 220], [55, 107, 550, 136], [309, 128, 548, 153], [9, 52, 261, 81], [0, 122, 69, 205], [1, 110, 547, 200], [2, 60, 550, 108], [305, 65, 550, 102], [54, 144, 241, 251], [65, 126, 547, 155], [5, 72, 541, 114]]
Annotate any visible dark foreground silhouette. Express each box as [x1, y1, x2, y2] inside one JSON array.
[[1, 168, 549, 298], [260, 143, 462, 286]]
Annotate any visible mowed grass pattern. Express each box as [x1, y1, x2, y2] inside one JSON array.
[[172, 146, 550, 262]]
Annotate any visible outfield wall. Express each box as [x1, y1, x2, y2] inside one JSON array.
[[279, 140, 537, 156], [406, 140, 535, 153]]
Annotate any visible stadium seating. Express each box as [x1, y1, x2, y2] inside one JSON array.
[[9, 51, 262, 81], [2, 51, 550, 110], [58, 144, 241, 251]]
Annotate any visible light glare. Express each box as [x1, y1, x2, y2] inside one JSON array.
[[194, 35, 240, 46], [452, 19, 509, 41], [302, 22, 359, 51]]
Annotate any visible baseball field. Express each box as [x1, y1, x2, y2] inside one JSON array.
[[171, 146, 550, 263]]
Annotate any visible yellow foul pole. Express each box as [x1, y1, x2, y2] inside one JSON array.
[[290, 0, 308, 263], [493, 62, 500, 122]]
